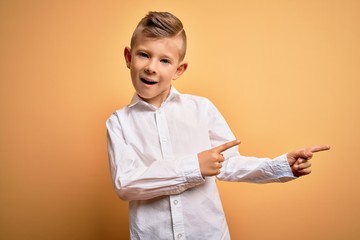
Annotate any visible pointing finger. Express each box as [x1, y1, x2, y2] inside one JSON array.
[[213, 140, 241, 153], [292, 145, 330, 160], [310, 145, 331, 153]]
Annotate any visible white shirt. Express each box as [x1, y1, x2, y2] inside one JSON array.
[[106, 87, 295, 240]]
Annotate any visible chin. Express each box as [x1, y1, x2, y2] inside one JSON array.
[[137, 92, 154, 101]]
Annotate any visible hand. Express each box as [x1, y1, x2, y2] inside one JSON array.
[[287, 145, 330, 177], [198, 140, 241, 176]]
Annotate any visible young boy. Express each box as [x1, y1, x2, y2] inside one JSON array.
[[106, 11, 330, 240]]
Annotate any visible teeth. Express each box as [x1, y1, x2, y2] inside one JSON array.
[[141, 78, 157, 85]]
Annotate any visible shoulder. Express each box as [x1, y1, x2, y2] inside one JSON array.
[[178, 93, 214, 108], [176, 93, 226, 122], [106, 105, 129, 125], [178, 93, 221, 116]]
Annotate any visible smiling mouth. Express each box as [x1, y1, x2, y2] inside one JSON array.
[[140, 77, 158, 85]]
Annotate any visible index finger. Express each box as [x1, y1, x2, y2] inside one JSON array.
[[213, 140, 241, 153], [310, 145, 331, 153]]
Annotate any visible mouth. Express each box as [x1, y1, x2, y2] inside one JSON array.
[[140, 77, 158, 85]]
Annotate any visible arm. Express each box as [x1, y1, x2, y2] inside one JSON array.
[[106, 114, 204, 201], [215, 145, 330, 182], [202, 148, 296, 183], [200, 100, 330, 182], [203, 100, 296, 183]]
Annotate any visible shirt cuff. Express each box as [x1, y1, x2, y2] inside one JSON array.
[[181, 154, 205, 183], [271, 154, 297, 182]]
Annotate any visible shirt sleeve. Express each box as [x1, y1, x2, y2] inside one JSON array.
[[106, 113, 205, 201], [205, 100, 296, 183]]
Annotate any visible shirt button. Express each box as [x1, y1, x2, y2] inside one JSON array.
[[177, 233, 182, 239], [173, 200, 178, 205]]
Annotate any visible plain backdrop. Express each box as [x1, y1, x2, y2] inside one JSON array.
[[1, 0, 359, 239]]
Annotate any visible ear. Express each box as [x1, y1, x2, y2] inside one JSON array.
[[124, 47, 132, 69], [172, 62, 188, 80]]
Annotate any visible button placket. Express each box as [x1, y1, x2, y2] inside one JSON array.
[[170, 195, 185, 240], [155, 109, 172, 160], [156, 108, 185, 239]]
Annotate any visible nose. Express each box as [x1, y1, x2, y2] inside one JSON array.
[[145, 59, 156, 74]]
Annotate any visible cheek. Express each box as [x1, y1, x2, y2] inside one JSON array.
[[161, 66, 177, 77], [130, 68, 140, 82], [131, 58, 144, 69], [130, 61, 143, 74]]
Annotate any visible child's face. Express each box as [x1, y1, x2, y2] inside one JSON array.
[[124, 34, 187, 107]]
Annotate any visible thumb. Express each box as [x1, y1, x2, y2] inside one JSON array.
[[288, 149, 312, 163]]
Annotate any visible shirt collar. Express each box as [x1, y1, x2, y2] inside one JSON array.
[[128, 86, 181, 108]]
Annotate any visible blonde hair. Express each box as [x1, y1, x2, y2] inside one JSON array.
[[130, 11, 187, 61]]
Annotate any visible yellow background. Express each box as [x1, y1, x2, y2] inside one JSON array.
[[1, 0, 359, 239]]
